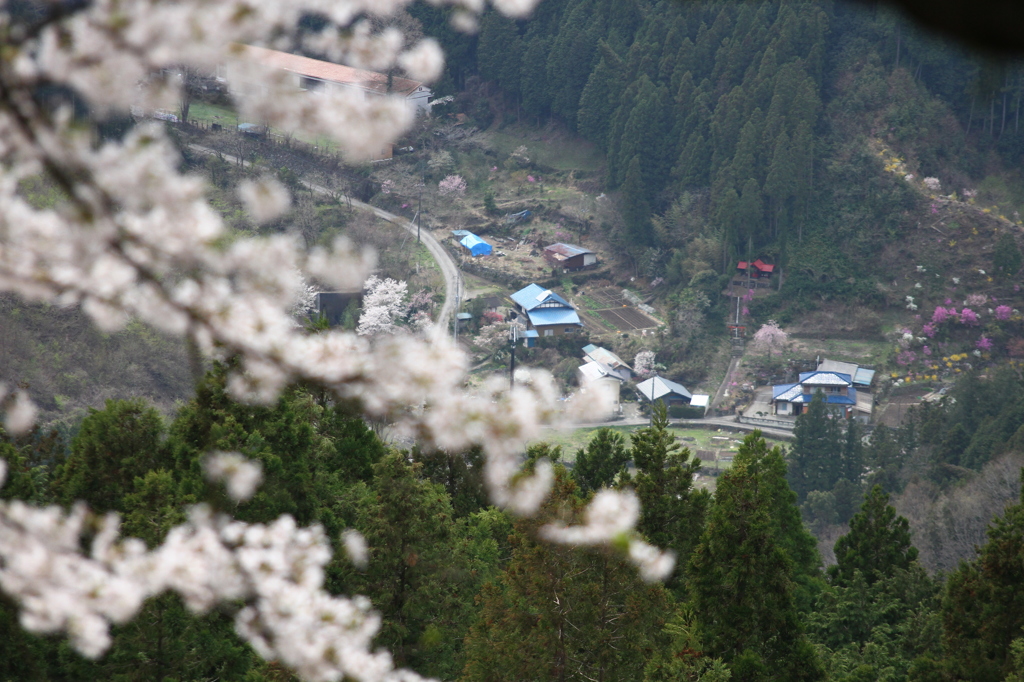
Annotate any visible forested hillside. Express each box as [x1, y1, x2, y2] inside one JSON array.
[[416, 0, 1024, 305]]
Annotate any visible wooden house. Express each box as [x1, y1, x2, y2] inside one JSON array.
[[544, 243, 597, 271]]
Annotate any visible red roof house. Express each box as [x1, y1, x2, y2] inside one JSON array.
[[736, 259, 775, 278]]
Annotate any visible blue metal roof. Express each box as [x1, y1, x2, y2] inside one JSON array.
[[773, 383, 799, 400], [511, 283, 571, 311], [528, 308, 582, 326], [788, 390, 857, 406], [523, 329, 539, 338]]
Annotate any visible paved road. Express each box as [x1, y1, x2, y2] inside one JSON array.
[[189, 144, 462, 332]]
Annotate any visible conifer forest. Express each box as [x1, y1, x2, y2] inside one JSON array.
[[6, 0, 1024, 681]]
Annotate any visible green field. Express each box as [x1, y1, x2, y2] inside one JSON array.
[[533, 424, 785, 463]]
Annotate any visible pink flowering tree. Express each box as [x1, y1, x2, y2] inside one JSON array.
[[634, 350, 656, 377], [996, 305, 1012, 320], [977, 336, 994, 351], [960, 308, 979, 326], [438, 174, 467, 197], [751, 320, 788, 358]]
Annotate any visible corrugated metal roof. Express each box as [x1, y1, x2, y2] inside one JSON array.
[[544, 243, 593, 258], [583, 346, 631, 370], [636, 376, 692, 401], [528, 308, 582, 326], [242, 44, 425, 97], [511, 284, 571, 311], [818, 359, 859, 377], [578, 361, 625, 383], [854, 368, 876, 386]]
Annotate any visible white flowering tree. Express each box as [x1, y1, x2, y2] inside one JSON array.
[[357, 276, 409, 335], [0, 1, 674, 679]]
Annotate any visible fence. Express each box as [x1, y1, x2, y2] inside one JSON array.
[[737, 415, 796, 430]]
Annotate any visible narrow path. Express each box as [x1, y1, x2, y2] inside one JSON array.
[[710, 355, 742, 411], [189, 144, 462, 332]]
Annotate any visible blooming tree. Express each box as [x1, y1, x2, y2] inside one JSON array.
[[0, 0, 677, 678], [634, 350, 656, 377], [751, 320, 788, 358], [438, 174, 467, 197], [356, 275, 409, 336]]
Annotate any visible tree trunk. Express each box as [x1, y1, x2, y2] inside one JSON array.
[[895, 24, 901, 71], [1002, 91, 1008, 137], [967, 95, 975, 134]]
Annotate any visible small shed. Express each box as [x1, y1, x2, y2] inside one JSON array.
[[544, 243, 597, 270], [459, 233, 492, 257], [522, 329, 539, 347]]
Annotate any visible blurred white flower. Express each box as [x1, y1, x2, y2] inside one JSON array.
[[4, 391, 37, 435], [341, 529, 368, 570], [204, 453, 263, 502], [238, 177, 291, 224]]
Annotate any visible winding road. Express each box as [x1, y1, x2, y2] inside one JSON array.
[[189, 144, 463, 332]]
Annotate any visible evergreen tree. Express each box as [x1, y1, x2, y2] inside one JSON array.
[[788, 391, 842, 502], [622, 402, 709, 589], [56, 398, 165, 513], [621, 154, 654, 244], [572, 427, 629, 495], [576, 55, 621, 147], [688, 432, 823, 681], [942, 474, 1024, 681], [828, 485, 918, 586], [336, 453, 468, 679], [461, 470, 671, 682]]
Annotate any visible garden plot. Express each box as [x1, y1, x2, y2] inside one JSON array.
[[595, 307, 659, 331], [578, 286, 660, 332]]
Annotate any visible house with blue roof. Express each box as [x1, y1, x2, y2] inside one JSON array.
[[509, 283, 584, 337], [771, 370, 857, 418]]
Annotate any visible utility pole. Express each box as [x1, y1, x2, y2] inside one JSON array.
[[509, 325, 518, 390], [416, 184, 422, 243]]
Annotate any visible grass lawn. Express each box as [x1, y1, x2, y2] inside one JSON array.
[[188, 101, 237, 126], [533, 424, 785, 462]]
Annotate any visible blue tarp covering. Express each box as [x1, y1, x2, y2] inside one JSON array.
[[459, 233, 492, 256]]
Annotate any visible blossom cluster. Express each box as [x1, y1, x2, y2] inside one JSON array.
[[0, 463, 402, 682]]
